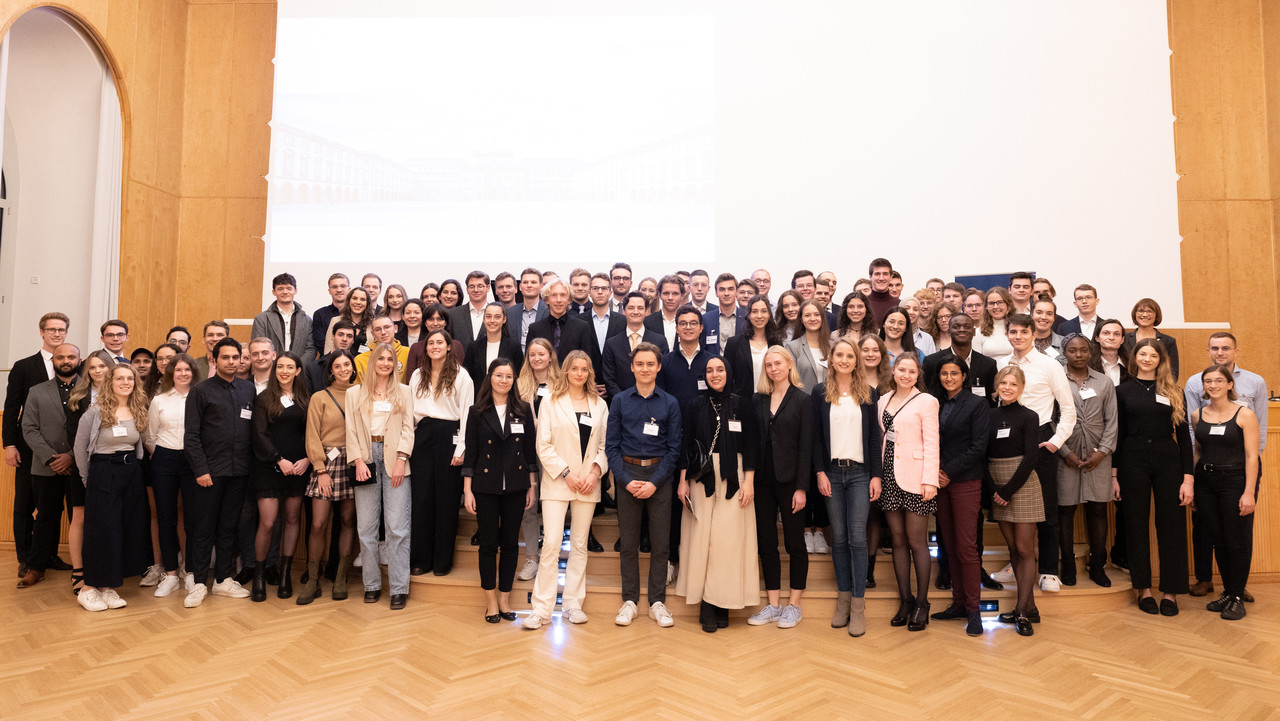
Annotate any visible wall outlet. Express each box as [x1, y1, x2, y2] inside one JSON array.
[[29, 276, 39, 284]]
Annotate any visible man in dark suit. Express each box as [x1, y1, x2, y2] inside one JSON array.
[[585, 273, 625, 390], [4, 312, 73, 577], [701, 273, 745, 357], [448, 270, 492, 350], [1056, 283, 1100, 340], [526, 279, 598, 367], [603, 292, 669, 400], [921, 314, 997, 405], [644, 274, 685, 352], [506, 267, 549, 351]]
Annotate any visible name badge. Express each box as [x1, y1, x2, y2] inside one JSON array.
[[643, 422, 660, 436], [996, 428, 1011, 439], [1209, 425, 1226, 436], [359, 345, 370, 354], [971, 386, 985, 397], [697, 380, 707, 391], [374, 401, 392, 412], [537, 387, 551, 398], [1155, 394, 1171, 406], [1079, 388, 1097, 400], [885, 430, 897, 442], [705, 334, 717, 345], [452, 434, 460, 445], [112, 424, 128, 437], [327, 447, 340, 460], [1044, 346, 1060, 358], [240, 408, 253, 420], [579, 415, 595, 427], [727, 420, 742, 433], [281, 396, 294, 408], [510, 422, 525, 434]]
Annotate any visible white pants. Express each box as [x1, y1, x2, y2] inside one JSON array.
[[530, 498, 594, 617]]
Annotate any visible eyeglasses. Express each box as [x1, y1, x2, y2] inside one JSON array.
[[591, 285, 610, 292], [987, 300, 1006, 307], [676, 321, 701, 328], [1202, 378, 1229, 385], [611, 274, 631, 281], [103, 332, 127, 339], [42, 327, 68, 334], [466, 284, 488, 291]]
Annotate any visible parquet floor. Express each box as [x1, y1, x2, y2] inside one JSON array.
[[3, 549, 1278, 721]]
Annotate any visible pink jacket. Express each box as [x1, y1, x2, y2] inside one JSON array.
[[877, 390, 941, 495]]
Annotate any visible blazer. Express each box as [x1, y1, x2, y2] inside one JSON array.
[[751, 384, 812, 487], [526, 313, 598, 367], [535, 393, 609, 503], [505, 301, 549, 344], [461, 404, 538, 495], [699, 307, 746, 357], [20, 379, 72, 477], [643, 311, 677, 349], [936, 389, 990, 482], [344, 383, 416, 471], [921, 348, 997, 406], [586, 311, 626, 363], [3, 351, 49, 452], [462, 336, 523, 389], [73, 405, 145, 484], [448, 302, 488, 348], [251, 302, 316, 364], [723, 334, 765, 399], [1121, 329, 1180, 380], [877, 390, 941, 495], [810, 383, 882, 479], [785, 336, 827, 393], [602, 330, 668, 399]]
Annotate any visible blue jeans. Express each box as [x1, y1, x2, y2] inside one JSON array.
[[824, 463, 871, 596], [355, 442, 412, 595]]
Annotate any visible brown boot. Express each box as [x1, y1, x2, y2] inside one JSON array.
[[848, 598, 866, 637], [831, 591, 852, 628], [296, 560, 322, 605], [331, 555, 353, 600]]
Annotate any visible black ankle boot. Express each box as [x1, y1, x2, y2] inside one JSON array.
[[908, 601, 931, 631], [890, 595, 914, 627], [715, 605, 729, 628], [277, 557, 293, 599], [700, 601, 717, 633], [251, 564, 267, 602]]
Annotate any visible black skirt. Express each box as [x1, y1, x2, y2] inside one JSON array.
[[82, 452, 151, 588]]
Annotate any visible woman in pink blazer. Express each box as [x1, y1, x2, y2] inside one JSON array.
[[877, 353, 940, 632]]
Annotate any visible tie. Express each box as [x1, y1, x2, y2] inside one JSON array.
[[630, 332, 639, 351], [553, 320, 562, 348]]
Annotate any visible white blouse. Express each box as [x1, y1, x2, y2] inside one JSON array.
[[146, 388, 188, 451], [829, 396, 864, 463], [408, 368, 475, 456]]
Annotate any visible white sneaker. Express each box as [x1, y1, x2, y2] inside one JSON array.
[[804, 530, 815, 554], [564, 608, 589, 624], [78, 588, 108, 612], [615, 600, 638, 626], [353, 554, 363, 568], [211, 578, 250, 598], [991, 563, 1015, 584], [649, 601, 674, 628], [154, 574, 181, 597], [522, 613, 546, 630], [747, 603, 782, 626], [1039, 574, 1062, 592], [101, 588, 128, 609], [183, 583, 208, 608], [666, 562, 677, 586], [184, 572, 197, 593], [812, 530, 830, 554], [139, 564, 165, 587], [777, 604, 803, 629], [517, 558, 539, 582]]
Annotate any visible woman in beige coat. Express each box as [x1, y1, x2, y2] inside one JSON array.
[[525, 350, 608, 629]]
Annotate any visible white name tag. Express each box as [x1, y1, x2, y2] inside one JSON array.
[[112, 424, 128, 437], [971, 386, 985, 397], [1079, 388, 1097, 400], [697, 380, 707, 391], [885, 430, 897, 442], [281, 396, 294, 408], [996, 428, 1011, 439], [1044, 346, 1059, 358], [374, 401, 392, 412], [579, 415, 595, 427], [510, 422, 525, 434], [1209, 425, 1226, 436], [452, 434, 460, 445], [327, 447, 340, 460], [643, 422, 660, 436], [240, 408, 253, 420], [358, 345, 370, 354], [1155, 394, 1170, 406], [537, 387, 551, 398], [705, 334, 717, 345], [727, 420, 742, 433]]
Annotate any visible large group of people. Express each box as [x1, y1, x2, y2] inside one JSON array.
[[3, 259, 1267, 636]]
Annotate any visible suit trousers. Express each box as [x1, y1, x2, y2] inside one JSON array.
[[150, 447, 196, 572], [1117, 438, 1189, 594], [189, 474, 248, 584], [755, 478, 808, 592], [616, 463, 670, 606], [475, 490, 526, 592], [27, 471, 68, 572], [531, 498, 594, 616], [408, 417, 462, 573], [936, 479, 982, 612]]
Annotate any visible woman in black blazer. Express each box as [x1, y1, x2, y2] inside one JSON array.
[[1121, 298, 1179, 380], [746, 345, 813, 630], [928, 356, 990, 636], [463, 302, 523, 388], [723, 296, 782, 399], [462, 358, 538, 623], [811, 338, 881, 637]]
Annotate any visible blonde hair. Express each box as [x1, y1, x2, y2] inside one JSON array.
[[825, 339, 871, 405], [758, 345, 802, 393], [517, 338, 563, 402], [993, 365, 1026, 403], [359, 344, 405, 416], [97, 364, 149, 432], [550, 350, 598, 401], [70, 350, 115, 412]]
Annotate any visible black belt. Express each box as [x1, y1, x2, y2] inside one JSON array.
[[92, 451, 135, 464], [831, 458, 864, 468], [1198, 463, 1245, 473]]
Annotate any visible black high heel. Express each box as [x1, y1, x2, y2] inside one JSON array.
[[907, 601, 931, 631], [890, 595, 914, 627]]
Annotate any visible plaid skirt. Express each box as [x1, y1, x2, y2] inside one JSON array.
[[989, 455, 1045, 523], [306, 447, 355, 501]]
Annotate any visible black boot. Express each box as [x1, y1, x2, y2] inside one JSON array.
[[890, 595, 914, 627], [251, 563, 267, 602], [715, 605, 730, 628], [587, 532, 604, 553], [277, 557, 294, 599], [866, 557, 877, 589], [699, 601, 717, 633], [907, 600, 931, 631]]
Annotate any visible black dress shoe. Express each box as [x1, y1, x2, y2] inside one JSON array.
[[1138, 596, 1159, 614], [865, 568, 877, 589], [432, 567, 451, 577], [587, 533, 604, 553], [934, 573, 951, 591], [639, 536, 651, 553], [470, 531, 479, 546], [264, 566, 280, 586], [1243, 588, 1254, 603], [907, 601, 931, 631], [1088, 568, 1112, 588], [410, 567, 429, 576], [485, 613, 501, 623], [998, 608, 1041, 624], [47, 556, 72, 571], [1059, 570, 1077, 587], [1015, 615, 1034, 636], [890, 596, 914, 627], [980, 569, 1004, 591], [1111, 555, 1129, 573], [966, 612, 983, 636], [364, 589, 382, 603], [499, 610, 517, 622], [1159, 598, 1179, 617], [931, 604, 967, 621], [389, 594, 407, 610], [234, 566, 255, 586]]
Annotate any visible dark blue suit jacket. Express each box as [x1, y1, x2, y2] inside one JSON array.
[[699, 308, 747, 357], [810, 384, 883, 479], [602, 330, 668, 400], [505, 301, 549, 345], [936, 390, 990, 482]]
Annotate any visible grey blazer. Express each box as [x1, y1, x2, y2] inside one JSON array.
[[20, 379, 71, 477], [73, 405, 145, 485], [785, 337, 827, 395]]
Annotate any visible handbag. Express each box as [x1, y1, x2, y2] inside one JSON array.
[[327, 388, 377, 486]]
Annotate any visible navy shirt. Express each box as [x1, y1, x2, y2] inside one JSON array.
[[311, 303, 341, 353], [605, 386, 682, 487], [184, 374, 256, 478], [656, 346, 712, 407]]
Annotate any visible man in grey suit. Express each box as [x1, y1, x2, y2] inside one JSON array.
[[17, 342, 81, 587]]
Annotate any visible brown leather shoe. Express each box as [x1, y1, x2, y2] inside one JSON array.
[[1188, 580, 1213, 597], [17, 569, 45, 588], [1243, 588, 1254, 603]]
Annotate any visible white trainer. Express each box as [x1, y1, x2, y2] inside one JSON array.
[[615, 600, 638, 626], [211, 578, 250, 598], [564, 608, 589, 624], [154, 575, 181, 597], [649, 601, 674, 628], [777, 604, 803, 629], [991, 564, 1015, 584], [78, 588, 108, 612], [1039, 574, 1062, 592], [517, 558, 539, 581], [183, 583, 208, 608], [666, 562, 677, 586], [184, 572, 197, 593], [101, 588, 128, 609], [522, 614, 546, 630], [812, 530, 831, 554], [804, 530, 815, 554], [139, 564, 165, 587]]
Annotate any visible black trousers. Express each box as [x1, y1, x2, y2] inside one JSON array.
[[1194, 459, 1260, 584], [26, 472, 68, 572], [475, 490, 526, 591], [1116, 439, 1188, 594], [188, 474, 248, 584], [755, 480, 808, 591], [151, 447, 196, 572], [82, 453, 150, 588], [1034, 423, 1061, 575], [1194, 466, 1252, 596], [804, 469, 830, 529], [409, 417, 462, 573], [616, 463, 670, 606]]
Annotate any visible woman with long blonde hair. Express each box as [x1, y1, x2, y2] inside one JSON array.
[[511, 337, 562, 579], [63, 350, 115, 595]]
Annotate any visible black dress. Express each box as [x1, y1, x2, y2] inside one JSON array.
[[251, 397, 309, 498]]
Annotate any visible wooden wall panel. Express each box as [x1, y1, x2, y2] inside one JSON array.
[[1169, 0, 1225, 201], [221, 197, 267, 323], [179, 2, 235, 199], [155, 0, 187, 197], [1176, 200, 1231, 320], [225, 2, 274, 201]]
